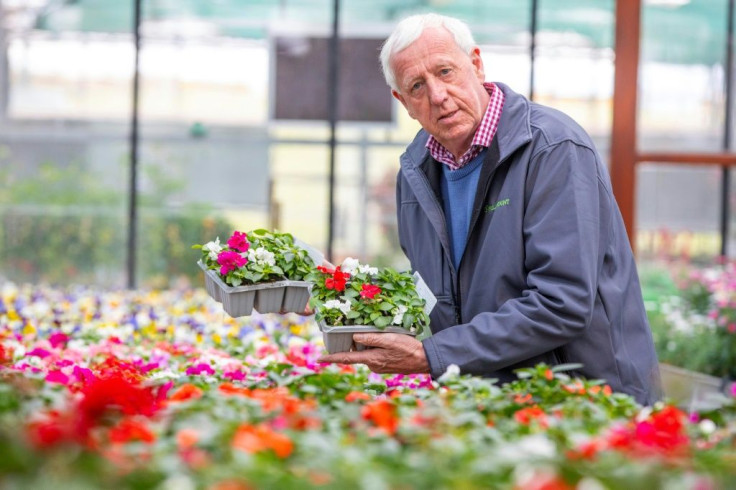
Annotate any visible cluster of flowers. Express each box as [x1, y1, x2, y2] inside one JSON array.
[[0, 282, 735, 488], [195, 229, 314, 286], [655, 260, 736, 379], [307, 257, 430, 335]]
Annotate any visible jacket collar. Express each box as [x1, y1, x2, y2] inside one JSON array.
[[400, 82, 532, 172]]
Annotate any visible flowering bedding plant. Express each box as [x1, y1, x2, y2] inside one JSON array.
[[647, 260, 736, 379], [307, 257, 429, 335], [194, 229, 314, 286], [0, 281, 735, 488]]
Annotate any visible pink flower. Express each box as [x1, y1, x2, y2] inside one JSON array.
[[73, 366, 96, 385], [223, 370, 247, 381], [217, 250, 247, 275], [227, 231, 250, 253], [26, 347, 51, 358], [186, 363, 216, 376], [46, 370, 70, 385], [49, 332, 69, 349]]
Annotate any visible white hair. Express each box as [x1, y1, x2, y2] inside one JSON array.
[[380, 13, 477, 92]]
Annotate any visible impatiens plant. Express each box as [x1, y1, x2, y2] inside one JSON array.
[[648, 260, 736, 379], [0, 281, 735, 489], [193, 229, 315, 286], [307, 257, 429, 335]]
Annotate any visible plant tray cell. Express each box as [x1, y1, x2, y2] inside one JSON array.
[[198, 261, 311, 318], [319, 323, 416, 354]]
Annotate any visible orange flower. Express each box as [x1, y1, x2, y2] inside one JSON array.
[[562, 381, 586, 395], [109, 418, 156, 444], [587, 384, 612, 396], [514, 393, 533, 404], [544, 369, 554, 381], [514, 406, 548, 428], [231, 423, 293, 458], [361, 399, 399, 435], [345, 391, 371, 402], [169, 384, 204, 402], [208, 480, 254, 490], [219, 382, 251, 397], [176, 428, 200, 450]]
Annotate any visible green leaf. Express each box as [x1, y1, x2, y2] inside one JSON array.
[[402, 313, 414, 329], [379, 302, 394, 312], [373, 316, 391, 328]]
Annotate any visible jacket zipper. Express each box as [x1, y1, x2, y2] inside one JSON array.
[[412, 166, 463, 324]]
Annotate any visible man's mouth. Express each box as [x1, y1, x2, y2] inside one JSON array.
[[438, 110, 457, 122]]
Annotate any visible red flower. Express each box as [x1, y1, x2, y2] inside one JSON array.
[[606, 405, 690, 458], [634, 405, 689, 453], [26, 410, 70, 449], [361, 399, 399, 435], [77, 374, 161, 430], [325, 268, 349, 292], [359, 283, 382, 299], [227, 231, 250, 253]]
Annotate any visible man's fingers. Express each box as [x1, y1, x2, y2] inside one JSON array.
[[317, 351, 370, 365], [353, 332, 399, 348]]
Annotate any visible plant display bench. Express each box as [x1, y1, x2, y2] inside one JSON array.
[[199, 261, 311, 317], [659, 363, 732, 411]]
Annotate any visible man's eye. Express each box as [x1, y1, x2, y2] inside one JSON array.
[[440, 68, 452, 76], [411, 82, 423, 92]]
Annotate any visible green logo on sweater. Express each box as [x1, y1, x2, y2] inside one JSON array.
[[484, 198, 510, 214]]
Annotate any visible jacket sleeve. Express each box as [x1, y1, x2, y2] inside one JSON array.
[[422, 140, 609, 378]]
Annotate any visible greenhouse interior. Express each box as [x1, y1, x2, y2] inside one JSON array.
[[1, 0, 736, 488]]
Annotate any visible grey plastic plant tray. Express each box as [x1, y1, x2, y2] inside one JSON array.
[[319, 323, 416, 354], [198, 261, 311, 317]]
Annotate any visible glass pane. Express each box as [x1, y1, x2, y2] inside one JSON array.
[[639, 1, 727, 153], [535, 0, 615, 165], [0, 1, 132, 287], [636, 164, 721, 262]]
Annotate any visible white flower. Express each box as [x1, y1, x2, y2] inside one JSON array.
[[203, 237, 222, 260], [341, 257, 360, 274], [437, 364, 460, 382], [324, 299, 351, 315], [699, 419, 717, 435], [392, 305, 407, 325], [248, 247, 276, 267], [358, 264, 378, 275]]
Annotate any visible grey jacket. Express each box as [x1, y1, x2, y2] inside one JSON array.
[[396, 82, 661, 406]]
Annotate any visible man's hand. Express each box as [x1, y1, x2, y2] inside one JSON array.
[[317, 333, 430, 374]]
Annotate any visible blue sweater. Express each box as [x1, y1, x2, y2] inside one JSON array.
[[440, 150, 486, 270]]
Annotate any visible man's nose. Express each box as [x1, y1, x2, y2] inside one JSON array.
[[426, 79, 447, 105]]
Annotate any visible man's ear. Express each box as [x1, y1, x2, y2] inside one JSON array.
[[470, 47, 485, 82], [392, 90, 415, 119]]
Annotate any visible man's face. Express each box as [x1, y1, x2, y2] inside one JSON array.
[[391, 27, 489, 159]]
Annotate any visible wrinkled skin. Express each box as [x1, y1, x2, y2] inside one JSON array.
[[317, 333, 430, 374]]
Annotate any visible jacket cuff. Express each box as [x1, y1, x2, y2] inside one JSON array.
[[422, 337, 446, 379]]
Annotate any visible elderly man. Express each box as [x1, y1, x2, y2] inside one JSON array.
[[318, 13, 661, 405]]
